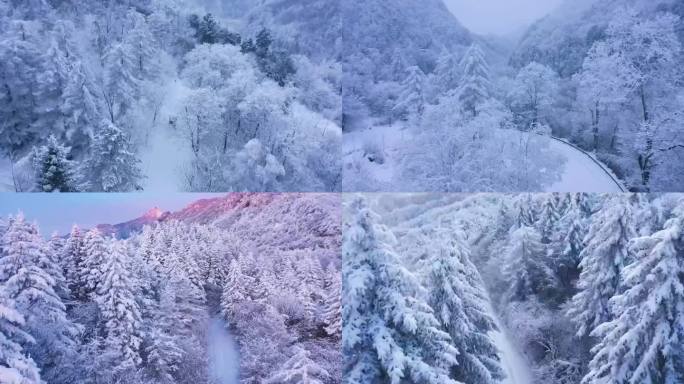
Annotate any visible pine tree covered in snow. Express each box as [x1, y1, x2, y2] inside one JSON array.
[[266, 347, 331, 384], [63, 224, 88, 300], [31, 134, 81, 192], [552, 193, 588, 294], [82, 120, 143, 192], [567, 195, 636, 337], [0, 289, 41, 384], [82, 229, 107, 299], [502, 225, 554, 301], [394, 66, 426, 121], [95, 239, 142, 375], [343, 197, 459, 384], [457, 44, 491, 117], [0, 213, 79, 384], [426, 229, 503, 384], [102, 42, 138, 124], [322, 265, 342, 337], [583, 199, 684, 384]]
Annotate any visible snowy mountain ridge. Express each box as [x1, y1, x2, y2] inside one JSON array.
[[93, 193, 341, 252]]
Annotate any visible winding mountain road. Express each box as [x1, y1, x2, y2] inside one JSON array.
[[544, 136, 625, 192]]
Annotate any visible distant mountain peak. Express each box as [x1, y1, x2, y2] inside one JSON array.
[[143, 207, 165, 220]]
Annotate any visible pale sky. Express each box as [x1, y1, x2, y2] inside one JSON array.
[[0, 193, 223, 237], [443, 0, 564, 36]]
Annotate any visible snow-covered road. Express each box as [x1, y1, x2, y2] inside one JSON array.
[[344, 124, 627, 192], [486, 302, 535, 384], [139, 80, 193, 192], [207, 318, 240, 384], [545, 137, 624, 192]]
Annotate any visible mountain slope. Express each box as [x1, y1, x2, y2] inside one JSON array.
[[97, 193, 341, 251], [510, 0, 682, 77]]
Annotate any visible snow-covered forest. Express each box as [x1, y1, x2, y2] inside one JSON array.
[[343, 0, 684, 192], [0, 193, 341, 383], [0, 0, 341, 192], [343, 193, 684, 383]]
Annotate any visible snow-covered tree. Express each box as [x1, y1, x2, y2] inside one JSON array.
[[0, 213, 79, 383], [82, 120, 143, 192], [502, 225, 554, 301], [31, 134, 81, 192], [343, 197, 459, 384], [433, 52, 462, 96], [393, 65, 426, 121], [266, 347, 330, 384], [457, 44, 491, 117], [60, 60, 101, 152], [567, 195, 636, 337], [322, 265, 341, 337], [63, 224, 88, 300], [553, 193, 588, 294], [95, 239, 142, 375], [0, 21, 43, 154], [102, 42, 138, 124], [125, 10, 159, 80], [583, 199, 684, 384], [0, 289, 41, 384], [82, 229, 107, 299], [427, 230, 503, 384], [508, 61, 559, 129]]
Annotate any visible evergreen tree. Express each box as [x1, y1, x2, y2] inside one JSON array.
[[0, 289, 41, 384], [501, 225, 554, 301], [198, 13, 219, 44], [95, 239, 142, 375], [102, 42, 138, 124], [322, 265, 341, 337], [583, 200, 684, 384], [0, 213, 79, 383], [433, 52, 461, 95], [265, 347, 331, 384], [457, 44, 491, 117], [536, 194, 561, 244], [32, 134, 80, 192], [343, 197, 459, 384], [82, 228, 107, 299], [63, 224, 88, 300], [427, 230, 503, 384], [255, 28, 272, 58], [144, 280, 185, 383], [82, 120, 143, 192], [393, 65, 426, 121], [60, 60, 101, 153], [0, 21, 43, 153], [125, 10, 159, 80], [568, 195, 636, 337], [221, 259, 255, 320]]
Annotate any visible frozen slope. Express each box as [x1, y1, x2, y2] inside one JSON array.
[[545, 137, 624, 192]]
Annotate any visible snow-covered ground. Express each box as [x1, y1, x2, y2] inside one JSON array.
[[139, 79, 194, 192], [487, 302, 535, 384], [546, 137, 624, 192], [207, 317, 240, 384]]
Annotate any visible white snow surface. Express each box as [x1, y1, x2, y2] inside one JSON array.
[[207, 317, 240, 384], [488, 306, 535, 384], [139, 79, 194, 192], [546, 137, 624, 192]]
